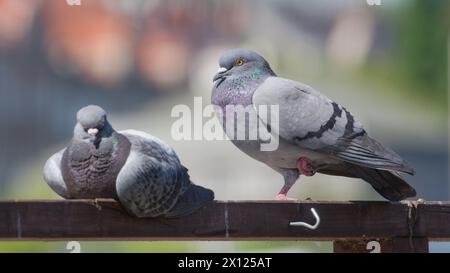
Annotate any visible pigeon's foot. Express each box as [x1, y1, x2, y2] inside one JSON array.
[[403, 198, 426, 209], [275, 194, 297, 201], [297, 156, 315, 176], [276, 184, 295, 200]]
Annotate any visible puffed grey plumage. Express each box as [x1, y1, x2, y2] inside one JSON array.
[[211, 49, 416, 201], [43, 105, 214, 217]]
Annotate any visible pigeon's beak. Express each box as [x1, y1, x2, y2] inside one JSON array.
[[87, 128, 101, 147], [87, 128, 99, 137], [213, 67, 228, 83]]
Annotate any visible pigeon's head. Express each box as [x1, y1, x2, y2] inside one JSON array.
[[213, 49, 275, 87], [74, 105, 113, 146]]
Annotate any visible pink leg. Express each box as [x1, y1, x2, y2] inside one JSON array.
[[275, 184, 297, 201], [297, 156, 315, 176]]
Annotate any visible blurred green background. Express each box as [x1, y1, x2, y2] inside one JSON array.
[[0, 0, 448, 252]]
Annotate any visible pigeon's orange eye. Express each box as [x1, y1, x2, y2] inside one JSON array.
[[236, 58, 244, 66]]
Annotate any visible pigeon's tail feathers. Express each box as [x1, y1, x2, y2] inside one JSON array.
[[351, 165, 416, 201], [336, 134, 415, 175], [164, 183, 215, 218]]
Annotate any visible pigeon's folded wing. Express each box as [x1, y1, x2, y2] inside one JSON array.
[[252, 77, 414, 174], [43, 149, 70, 198], [116, 130, 191, 217]]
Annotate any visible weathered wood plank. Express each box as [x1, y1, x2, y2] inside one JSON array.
[[392, 237, 429, 253], [415, 202, 450, 239], [0, 200, 449, 241], [333, 237, 429, 253], [333, 239, 393, 253]]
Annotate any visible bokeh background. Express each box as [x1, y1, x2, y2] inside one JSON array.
[[0, 0, 448, 252]]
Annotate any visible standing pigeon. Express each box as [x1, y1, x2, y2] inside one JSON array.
[[211, 49, 416, 201], [43, 105, 214, 217]]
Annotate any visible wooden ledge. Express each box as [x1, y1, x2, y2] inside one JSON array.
[[0, 200, 449, 241]]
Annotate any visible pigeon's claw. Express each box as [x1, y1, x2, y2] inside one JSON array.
[[297, 156, 315, 176], [275, 194, 297, 201], [403, 198, 425, 209], [275, 184, 297, 201]]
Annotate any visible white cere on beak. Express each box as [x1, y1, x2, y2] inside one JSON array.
[[217, 67, 227, 73], [87, 128, 99, 136]]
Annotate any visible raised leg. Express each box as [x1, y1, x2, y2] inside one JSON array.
[[275, 169, 299, 201], [297, 156, 315, 176]]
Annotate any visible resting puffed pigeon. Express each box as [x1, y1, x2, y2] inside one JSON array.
[[211, 49, 416, 201], [43, 105, 214, 217]]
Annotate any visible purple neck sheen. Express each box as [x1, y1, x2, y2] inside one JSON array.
[[212, 72, 272, 107]]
